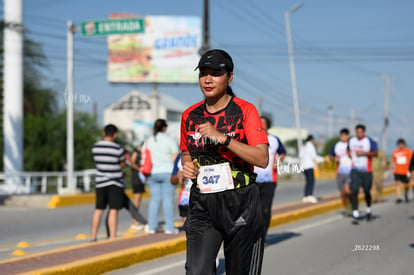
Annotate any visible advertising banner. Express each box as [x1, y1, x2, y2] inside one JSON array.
[[108, 15, 202, 83]]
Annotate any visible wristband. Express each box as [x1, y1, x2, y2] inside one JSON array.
[[223, 135, 231, 146]]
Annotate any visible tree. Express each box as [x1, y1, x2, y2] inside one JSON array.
[[73, 112, 101, 170], [284, 138, 304, 156], [1, 21, 58, 171], [321, 136, 340, 156], [1, 22, 101, 172]]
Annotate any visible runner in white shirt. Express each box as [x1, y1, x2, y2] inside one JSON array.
[[254, 116, 286, 240], [348, 124, 378, 225], [330, 128, 352, 217]]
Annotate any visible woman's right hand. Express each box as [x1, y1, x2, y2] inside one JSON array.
[[183, 159, 199, 179]]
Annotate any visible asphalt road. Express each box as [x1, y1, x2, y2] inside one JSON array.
[[0, 178, 338, 261], [105, 194, 413, 275]]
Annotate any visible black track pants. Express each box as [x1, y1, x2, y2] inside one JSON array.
[[184, 184, 264, 275], [350, 170, 373, 211]]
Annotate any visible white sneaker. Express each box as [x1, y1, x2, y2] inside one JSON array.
[[307, 196, 318, 203], [144, 224, 156, 234], [302, 197, 309, 203], [164, 228, 179, 235]]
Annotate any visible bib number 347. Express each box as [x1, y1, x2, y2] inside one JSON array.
[[197, 163, 234, 194], [201, 175, 220, 184]]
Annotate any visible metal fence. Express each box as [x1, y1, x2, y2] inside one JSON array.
[[0, 169, 97, 195]]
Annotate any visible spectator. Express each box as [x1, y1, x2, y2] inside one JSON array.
[[129, 143, 147, 230], [371, 140, 388, 204], [143, 119, 179, 234], [91, 124, 126, 241], [299, 135, 324, 203]]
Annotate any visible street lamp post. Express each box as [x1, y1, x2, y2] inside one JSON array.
[[285, 2, 304, 155], [66, 20, 75, 193]]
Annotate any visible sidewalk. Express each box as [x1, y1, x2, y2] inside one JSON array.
[[0, 184, 396, 275]]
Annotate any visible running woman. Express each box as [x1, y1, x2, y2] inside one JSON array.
[[181, 49, 269, 275], [329, 128, 352, 216], [348, 124, 378, 224], [390, 138, 413, 203]]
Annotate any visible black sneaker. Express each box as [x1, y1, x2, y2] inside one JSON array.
[[352, 217, 359, 225], [396, 199, 403, 204], [366, 213, 372, 222], [405, 193, 409, 203]]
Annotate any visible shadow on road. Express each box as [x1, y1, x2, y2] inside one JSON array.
[[359, 214, 382, 222], [265, 231, 302, 247]]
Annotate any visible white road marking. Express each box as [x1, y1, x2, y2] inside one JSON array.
[[291, 215, 342, 232], [135, 260, 186, 275]]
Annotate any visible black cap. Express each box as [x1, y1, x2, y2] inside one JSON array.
[[397, 138, 406, 145], [195, 49, 234, 72]]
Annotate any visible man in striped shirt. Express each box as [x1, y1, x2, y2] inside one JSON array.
[[91, 124, 126, 241]]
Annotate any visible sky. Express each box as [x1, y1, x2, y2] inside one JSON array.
[[3, 0, 414, 154]]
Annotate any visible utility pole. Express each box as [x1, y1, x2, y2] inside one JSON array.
[[328, 105, 333, 138], [200, 0, 210, 55], [66, 20, 76, 193], [381, 75, 392, 153], [350, 109, 356, 136], [152, 82, 159, 119], [257, 97, 263, 115], [3, 0, 24, 190]]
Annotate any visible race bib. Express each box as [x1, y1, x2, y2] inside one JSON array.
[[197, 163, 234, 194], [353, 156, 366, 167], [339, 156, 352, 168], [396, 156, 407, 165]]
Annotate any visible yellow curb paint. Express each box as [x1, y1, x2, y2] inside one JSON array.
[[47, 193, 95, 209], [123, 232, 135, 238], [17, 236, 187, 275], [75, 234, 88, 240], [47, 187, 185, 209], [0, 234, 140, 266], [16, 241, 30, 248], [174, 221, 183, 227], [12, 250, 26, 256]]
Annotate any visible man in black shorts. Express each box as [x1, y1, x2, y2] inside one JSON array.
[[91, 124, 126, 241]]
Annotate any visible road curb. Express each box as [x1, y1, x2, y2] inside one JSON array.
[[19, 236, 186, 275], [270, 185, 395, 228], [47, 190, 150, 208], [19, 185, 396, 275]]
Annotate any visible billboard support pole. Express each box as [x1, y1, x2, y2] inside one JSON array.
[[200, 0, 210, 55], [152, 82, 159, 119]]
